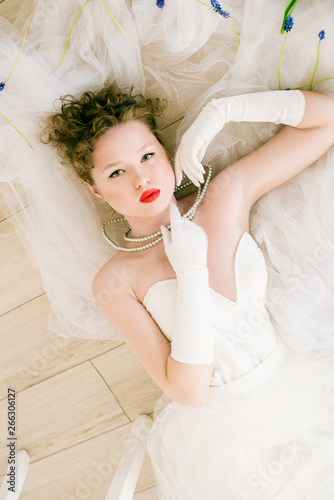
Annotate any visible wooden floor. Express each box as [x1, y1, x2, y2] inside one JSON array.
[[0, 198, 161, 498], [0, 1, 163, 498]]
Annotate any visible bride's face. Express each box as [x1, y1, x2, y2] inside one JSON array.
[[87, 120, 175, 219]]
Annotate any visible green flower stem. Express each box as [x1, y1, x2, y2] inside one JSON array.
[[195, 0, 239, 51], [195, 0, 211, 7], [99, 0, 126, 35], [57, 0, 126, 69], [57, 0, 90, 69], [0, 112, 36, 157], [1, 9, 36, 156], [310, 40, 321, 91], [4, 9, 35, 83], [294, 76, 334, 90], [226, 18, 239, 51], [160, 116, 184, 131], [278, 32, 288, 90]]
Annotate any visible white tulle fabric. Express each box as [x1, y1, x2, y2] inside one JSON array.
[[1, 0, 334, 350]]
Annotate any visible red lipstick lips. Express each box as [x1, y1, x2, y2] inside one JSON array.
[[140, 189, 160, 203]]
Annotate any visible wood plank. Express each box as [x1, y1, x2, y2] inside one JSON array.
[[0, 293, 122, 399], [0, 218, 44, 315], [0, 193, 8, 222], [0, 362, 129, 472], [134, 486, 159, 499], [0, 185, 30, 221], [92, 345, 163, 421], [0, 423, 156, 499]]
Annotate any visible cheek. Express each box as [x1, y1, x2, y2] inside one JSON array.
[[160, 169, 175, 194], [169, 168, 176, 189], [163, 160, 175, 181]]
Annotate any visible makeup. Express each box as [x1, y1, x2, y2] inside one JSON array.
[[140, 189, 161, 203]]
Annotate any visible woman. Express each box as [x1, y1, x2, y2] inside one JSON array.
[[42, 83, 334, 498], [2, 0, 334, 498]]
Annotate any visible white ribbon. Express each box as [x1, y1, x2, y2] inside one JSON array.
[[105, 414, 153, 500], [0, 450, 30, 500]]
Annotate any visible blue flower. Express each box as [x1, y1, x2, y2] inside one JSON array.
[[284, 15, 294, 33], [0, 82, 5, 91], [210, 0, 230, 18], [156, 0, 165, 8], [318, 30, 325, 41]]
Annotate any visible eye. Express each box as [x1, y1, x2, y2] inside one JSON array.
[[109, 169, 124, 179], [141, 152, 155, 162]]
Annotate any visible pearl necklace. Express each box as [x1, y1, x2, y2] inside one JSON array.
[[101, 164, 212, 252]]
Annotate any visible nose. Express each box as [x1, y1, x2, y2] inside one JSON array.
[[133, 168, 150, 189]]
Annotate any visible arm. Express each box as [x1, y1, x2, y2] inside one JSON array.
[[175, 88, 334, 210], [224, 90, 334, 208], [175, 89, 306, 186], [92, 278, 213, 407], [92, 207, 214, 408]]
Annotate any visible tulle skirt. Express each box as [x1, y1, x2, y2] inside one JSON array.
[[147, 340, 334, 499]]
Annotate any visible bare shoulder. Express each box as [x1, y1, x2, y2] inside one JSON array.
[[91, 250, 174, 400], [91, 252, 151, 343]]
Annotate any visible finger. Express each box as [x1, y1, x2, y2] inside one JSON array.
[[197, 144, 208, 164], [197, 172, 205, 185], [175, 164, 182, 187], [187, 170, 202, 188], [180, 153, 203, 187], [160, 225, 170, 242], [190, 152, 205, 175], [160, 225, 172, 260], [187, 154, 205, 177], [169, 203, 182, 227], [188, 171, 204, 187], [174, 153, 184, 186]]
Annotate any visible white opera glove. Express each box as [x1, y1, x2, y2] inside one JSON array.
[[175, 89, 306, 186], [160, 204, 214, 364]]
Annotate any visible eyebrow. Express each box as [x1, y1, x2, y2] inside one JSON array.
[[102, 142, 156, 172]]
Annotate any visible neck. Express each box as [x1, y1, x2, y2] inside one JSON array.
[[124, 193, 197, 239], [124, 194, 178, 239]]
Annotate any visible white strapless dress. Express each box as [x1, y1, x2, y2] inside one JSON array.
[[143, 233, 334, 500]]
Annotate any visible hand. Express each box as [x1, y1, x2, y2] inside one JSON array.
[[160, 203, 208, 276], [174, 90, 305, 187], [174, 103, 221, 187], [161, 204, 213, 365]]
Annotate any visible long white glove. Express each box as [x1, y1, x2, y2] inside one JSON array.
[[160, 204, 214, 364], [175, 89, 305, 186]]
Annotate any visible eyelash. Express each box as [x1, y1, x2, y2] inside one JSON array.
[[142, 152, 154, 162], [108, 152, 155, 178]]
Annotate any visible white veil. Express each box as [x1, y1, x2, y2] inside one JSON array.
[[1, 0, 334, 354]]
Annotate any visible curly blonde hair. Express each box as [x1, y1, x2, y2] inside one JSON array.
[[42, 85, 165, 185]]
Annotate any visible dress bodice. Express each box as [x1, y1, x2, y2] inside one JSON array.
[[143, 232, 279, 386]]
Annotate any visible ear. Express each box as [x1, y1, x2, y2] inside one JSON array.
[[83, 181, 100, 197]]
